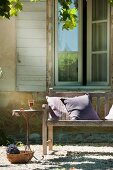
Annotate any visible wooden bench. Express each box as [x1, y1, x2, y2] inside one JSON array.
[[42, 88, 113, 155]]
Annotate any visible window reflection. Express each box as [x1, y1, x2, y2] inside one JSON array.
[[57, 0, 79, 82]]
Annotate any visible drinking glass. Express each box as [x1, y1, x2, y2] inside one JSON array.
[[28, 100, 34, 110]]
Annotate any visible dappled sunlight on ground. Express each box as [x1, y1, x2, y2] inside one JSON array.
[[0, 144, 113, 170]]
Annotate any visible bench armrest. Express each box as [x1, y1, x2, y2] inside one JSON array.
[[42, 104, 49, 110]]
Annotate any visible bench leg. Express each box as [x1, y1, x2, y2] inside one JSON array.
[[48, 125, 53, 151], [42, 109, 47, 155]]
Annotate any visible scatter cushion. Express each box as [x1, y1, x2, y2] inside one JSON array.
[[105, 105, 113, 120], [46, 96, 68, 120], [60, 94, 100, 120]]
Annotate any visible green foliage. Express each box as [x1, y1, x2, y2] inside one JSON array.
[[0, 0, 77, 30], [58, 52, 78, 81], [58, 0, 78, 30], [0, 0, 40, 19], [0, 0, 23, 19], [0, 0, 113, 30], [0, 129, 15, 146], [0, 0, 10, 19], [9, 0, 23, 17], [108, 0, 113, 5]]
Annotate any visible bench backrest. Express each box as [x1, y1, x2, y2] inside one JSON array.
[[49, 88, 113, 119]]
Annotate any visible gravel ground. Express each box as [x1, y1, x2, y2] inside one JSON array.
[[1, 144, 113, 170]]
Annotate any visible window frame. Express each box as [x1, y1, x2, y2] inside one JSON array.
[[54, 0, 110, 87], [54, 0, 83, 86], [87, 0, 110, 86]]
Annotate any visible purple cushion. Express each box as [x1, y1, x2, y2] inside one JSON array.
[[46, 96, 68, 120], [61, 94, 100, 120]]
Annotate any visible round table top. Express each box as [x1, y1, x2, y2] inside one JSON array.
[[12, 109, 41, 116]]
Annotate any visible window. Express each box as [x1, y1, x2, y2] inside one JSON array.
[[54, 0, 110, 87]]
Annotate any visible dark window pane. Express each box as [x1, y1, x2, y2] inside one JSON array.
[[92, 53, 107, 82], [92, 0, 107, 21], [92, 23, 107, 51]]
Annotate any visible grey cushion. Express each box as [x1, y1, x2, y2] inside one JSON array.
[[61, 94, 100, 120], [46, 96, 68, 120]]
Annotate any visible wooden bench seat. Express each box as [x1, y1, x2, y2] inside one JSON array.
[[47, 120, 113, 127], [42, 88, 113, 155]]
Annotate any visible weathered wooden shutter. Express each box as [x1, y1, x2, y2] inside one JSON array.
[[16, 0, 46, 91]]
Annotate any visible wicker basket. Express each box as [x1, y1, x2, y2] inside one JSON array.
[[7, 151, 34, 164]]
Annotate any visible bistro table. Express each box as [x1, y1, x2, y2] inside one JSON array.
[[12, 109, 42, 150]]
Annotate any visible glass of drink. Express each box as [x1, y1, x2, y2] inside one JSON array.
[[28, 100, 34, 110]]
